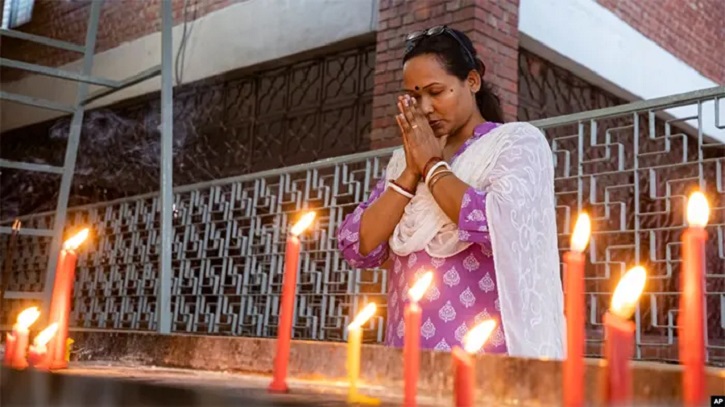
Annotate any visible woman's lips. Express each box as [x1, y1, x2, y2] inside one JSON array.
[[429, 120, 442, 129]]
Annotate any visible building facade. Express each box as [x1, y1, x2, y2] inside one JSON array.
[[1, 0, 722, 217]]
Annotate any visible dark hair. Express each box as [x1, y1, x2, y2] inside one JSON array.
[[402, 28, 504, 123]]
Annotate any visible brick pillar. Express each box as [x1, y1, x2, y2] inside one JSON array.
[[371, 0, 521, 148]]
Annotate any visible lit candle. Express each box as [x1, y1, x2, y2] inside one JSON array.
[[66, 338, 75, 363], [679, 191, 708, 407], [452, 319, 497, 407], [603, 266, 646, 407], [43, 228, 89, 370], [268, 212, 316, 393], [28, 323, 59, 368], [346, 302, 380, 406], [563, 214, 591, 407], [404, 271, 434, 407], [3, 306, 40, 369]]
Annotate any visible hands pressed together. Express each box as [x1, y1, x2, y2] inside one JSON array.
[[395, 95, 446, 179]]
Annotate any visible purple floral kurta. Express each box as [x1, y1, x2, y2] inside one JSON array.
[[337, 122, 508, 354]]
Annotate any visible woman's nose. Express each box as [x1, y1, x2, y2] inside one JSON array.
[[420, 97, 435, 115]]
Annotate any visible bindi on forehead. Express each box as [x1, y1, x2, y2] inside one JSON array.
[[414, 86, 420, 91]]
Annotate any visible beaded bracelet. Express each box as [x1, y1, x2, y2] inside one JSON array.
[[388, 181, 415, 199]]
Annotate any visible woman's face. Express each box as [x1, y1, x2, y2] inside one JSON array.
[[402, 53, 479, 138]]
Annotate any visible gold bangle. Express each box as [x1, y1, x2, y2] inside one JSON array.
[[429, 171, 453, 191], [428, 169, 452, 187]]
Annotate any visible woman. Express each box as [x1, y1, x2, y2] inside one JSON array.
[[337, 26, 564, 359]]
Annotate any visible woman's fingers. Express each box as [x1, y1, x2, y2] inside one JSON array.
[[400, 98, 417, 129], [410, 97, 426, 124], [396, 112, 411, 135]]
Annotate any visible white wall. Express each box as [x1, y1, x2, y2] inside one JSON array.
[[519, 0, 724, 143], [0, 0, 379, 132]]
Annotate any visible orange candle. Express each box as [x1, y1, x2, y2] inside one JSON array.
[[3, 306, 40, 369], [603, 266, 646, 407], [563, 214, 591, 407], [268, 212, 316, 394], [679, 192, 708, 407], [42, 229, 89, 370], [403, 271, 433, 407], [28, 323, 59, 368], [452, 319, 496, 407]]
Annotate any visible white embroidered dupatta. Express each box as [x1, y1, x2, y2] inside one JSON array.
[[385, 122, 565, 359]]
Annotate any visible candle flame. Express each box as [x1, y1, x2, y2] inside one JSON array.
[[571, 213, 591, 253], [290, 212, 316, 236], [686, 191, 709, 228], [63, 228, 90, 250], [408, 271, 433, 302], [610, 266, 647, 320], [463, 319, 497, 354], [15, 306, 40, 330], [348, 303, 376, 330], [33, 323, 59, 347]]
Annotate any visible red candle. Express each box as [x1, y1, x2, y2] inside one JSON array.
[[269, 212, 316, 394], [3, 306, 40, 369], [679, 192, 708, 407], [563, 213, 591, 407], [41, 229, 89, 370], [28, 323, 59, 368], [403, 271, 433, 407], [603, 266, 646, 407], [3, 333, 16, 365], [452, 319, 496, 407]]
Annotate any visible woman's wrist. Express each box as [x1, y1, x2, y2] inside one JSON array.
[[398, 169, 420, 191], [421, 156, 444, 178]]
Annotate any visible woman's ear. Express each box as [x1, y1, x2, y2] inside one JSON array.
[[467, 70, 482, 93]]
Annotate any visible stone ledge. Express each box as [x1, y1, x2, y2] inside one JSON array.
[[69, 330, 725, 407]]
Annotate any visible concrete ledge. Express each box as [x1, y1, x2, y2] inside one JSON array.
[[68, 331, 725, 407], [0, 365, 367, 407]]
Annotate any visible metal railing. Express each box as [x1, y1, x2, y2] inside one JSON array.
[[2, 86, 724, 365]]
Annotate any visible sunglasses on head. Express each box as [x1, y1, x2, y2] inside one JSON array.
[[404, 25, 477, 69]]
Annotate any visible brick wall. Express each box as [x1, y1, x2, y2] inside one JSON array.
[[371, 0, 520, 148], [0, 0, 232, 83], [597, 0, 725, 83]]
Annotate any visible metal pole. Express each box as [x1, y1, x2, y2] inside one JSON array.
[[158, 0, 174, 334], [41, 0, 103, 317]]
